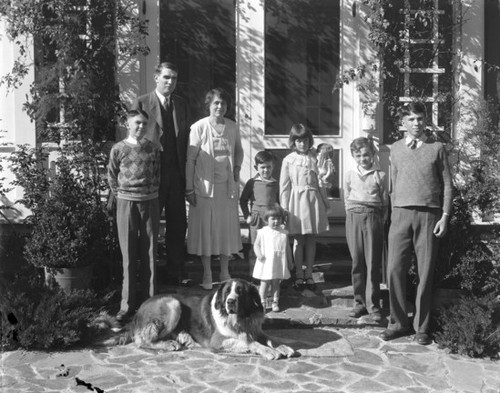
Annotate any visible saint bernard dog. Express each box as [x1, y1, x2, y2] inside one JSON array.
[[107, 279, 296, 360]]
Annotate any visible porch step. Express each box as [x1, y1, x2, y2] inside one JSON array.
[[180, 253, 352, 284], [159, 216, 352, 284]]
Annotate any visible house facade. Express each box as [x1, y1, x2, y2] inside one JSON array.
[[0, 0, 494, 234]]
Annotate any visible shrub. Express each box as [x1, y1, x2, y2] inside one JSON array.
[[434, 295, 500, 359], [10, 143, 110, 271], [0, 230, 27, 273], [433, 192, 475, 289], [24, 194, 108, 270], [448, 244, 500, 297], [0, 272, 113, 351]]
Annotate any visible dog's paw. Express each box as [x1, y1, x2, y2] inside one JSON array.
[[161, 340, 182, 351], [276, 344, 297, 358], [177, 331, 196, 348], [259, 346, 283, 360]]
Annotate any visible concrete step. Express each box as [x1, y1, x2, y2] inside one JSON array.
[[180, 255, 353, 284]]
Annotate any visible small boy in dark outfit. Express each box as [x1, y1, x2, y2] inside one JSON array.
[[240, 151, 280, 275], [108, 109, 161, 321], [380, 102, 453, 345]]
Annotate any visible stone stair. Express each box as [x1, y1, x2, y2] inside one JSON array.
[[155, 215, 391, 326], [181, 241, 353, 285]]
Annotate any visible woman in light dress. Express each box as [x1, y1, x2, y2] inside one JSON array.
[[185, 88, 243, 290]]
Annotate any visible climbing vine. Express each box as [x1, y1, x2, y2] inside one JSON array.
[[335, 0, 461, 142], [0, 0, 149, 142]]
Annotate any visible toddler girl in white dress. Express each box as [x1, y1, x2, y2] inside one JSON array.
[[252, 205, 293, 312]]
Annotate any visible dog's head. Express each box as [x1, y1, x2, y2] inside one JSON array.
[[214, 279, 263, 318]]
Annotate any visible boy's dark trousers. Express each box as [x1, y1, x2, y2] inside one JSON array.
[[387, 207, 440, 334], [345, 207, 383, 313], [116, 198, 159, 313]]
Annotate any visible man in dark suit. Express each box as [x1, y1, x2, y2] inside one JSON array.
[[132, 62, 190, 287]]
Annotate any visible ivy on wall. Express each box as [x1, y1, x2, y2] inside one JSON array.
[[335, 0, 460, 143], [0, 0, 149, 142]]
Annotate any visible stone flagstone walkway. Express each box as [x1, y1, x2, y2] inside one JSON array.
[[2, 324, 500, 392]]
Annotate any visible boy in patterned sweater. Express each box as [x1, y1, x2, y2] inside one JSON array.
[[108, 109, 161, 321], [380, 102, 453, 345]]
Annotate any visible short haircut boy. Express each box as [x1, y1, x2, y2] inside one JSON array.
[[288, 123, 314, 150], [254, 150, 275, 167], [382, 100, 453, 343], [399, 102, 427, 118], [127, 108, 149, 120], [350, 137, 375, 155]]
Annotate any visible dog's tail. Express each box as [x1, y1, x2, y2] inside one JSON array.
[[93, 312, 133, 346]]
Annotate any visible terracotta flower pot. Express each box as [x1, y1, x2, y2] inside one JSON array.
[[44, 266, 93, 293]]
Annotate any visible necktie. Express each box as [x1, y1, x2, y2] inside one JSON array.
[[409, 139, 417, 150]]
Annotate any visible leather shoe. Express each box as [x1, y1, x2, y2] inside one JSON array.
[[349, 305, 368, 318], [380, 328, 409, 341], [180, 278, 193, 287], [415, 332, 432, 345], [115, 310, 133, 322], [370, 311, 383, 323]]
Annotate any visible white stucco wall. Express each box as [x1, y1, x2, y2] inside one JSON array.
[[0, 21, 35, 223]]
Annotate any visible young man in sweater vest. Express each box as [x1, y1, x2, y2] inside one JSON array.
[[344, 137, 388, 323], [108, 109, 161, 322], [380, 102, 453, 345]]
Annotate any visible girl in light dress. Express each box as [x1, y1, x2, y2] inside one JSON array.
[[252, 205, 293, 312], [280, 124, 329, 291]]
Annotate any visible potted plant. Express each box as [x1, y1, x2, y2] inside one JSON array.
[[9, 139, 109, 292]]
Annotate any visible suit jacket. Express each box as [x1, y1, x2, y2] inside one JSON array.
[[132, 91, 190, 183]]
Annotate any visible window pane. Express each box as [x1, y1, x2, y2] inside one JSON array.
[[409, 44, 434, 68], [160, 0, 236, 120], [265, 0, 340, 136], [409, 11, 433, 41], [409, 73, 434, 97]]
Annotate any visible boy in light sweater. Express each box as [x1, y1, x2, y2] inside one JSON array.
[[108, 109, 161, 322], [380, 102, 452, 345], [344, 137, 388, 322]]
